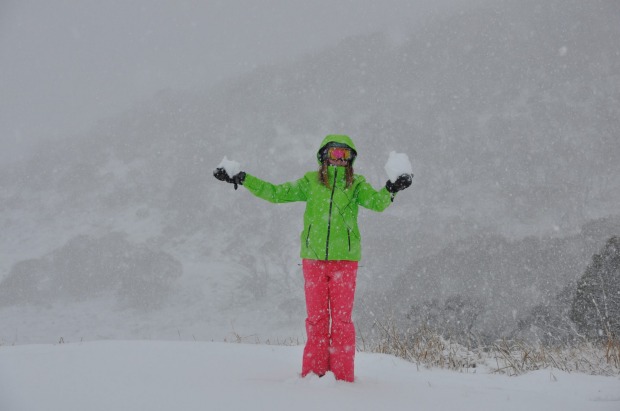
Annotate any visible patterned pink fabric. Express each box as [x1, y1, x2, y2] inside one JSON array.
[[301, 259, 358, 382]]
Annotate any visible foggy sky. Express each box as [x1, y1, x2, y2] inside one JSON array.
[[0, 0, 471, 164]]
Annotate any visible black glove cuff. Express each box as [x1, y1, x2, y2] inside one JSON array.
[[234, 172, 246, 185], [232, 172, 246, 189]]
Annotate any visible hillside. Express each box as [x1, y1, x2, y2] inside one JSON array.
[[1, 0, 619, 344]]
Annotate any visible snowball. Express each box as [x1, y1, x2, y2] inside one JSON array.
[[217, 156, 241, 177], [384, 151, 413, 183]]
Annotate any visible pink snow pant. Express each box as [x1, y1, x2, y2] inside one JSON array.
[[301, 259, 358, 382]]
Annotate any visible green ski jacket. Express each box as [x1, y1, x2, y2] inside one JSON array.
[[242, 135, 393, 261]]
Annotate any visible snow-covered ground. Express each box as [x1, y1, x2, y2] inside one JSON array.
[[1, 340, 619, 411]]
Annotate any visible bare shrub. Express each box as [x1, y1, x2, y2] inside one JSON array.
[[363, 319, 620, 376]]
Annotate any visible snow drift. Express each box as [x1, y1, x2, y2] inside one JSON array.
[[1, 341, 619, 411]]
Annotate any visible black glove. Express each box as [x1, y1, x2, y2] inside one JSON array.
[[386, 173, 413, 194], [213, 168, 246, 190]]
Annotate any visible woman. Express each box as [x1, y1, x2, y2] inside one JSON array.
[[214, 134, 412, 382]]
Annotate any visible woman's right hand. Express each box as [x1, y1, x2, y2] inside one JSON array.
[[214, 168, 246, 190]]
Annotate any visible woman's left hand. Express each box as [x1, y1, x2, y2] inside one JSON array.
[[385, 173, 413, 193]]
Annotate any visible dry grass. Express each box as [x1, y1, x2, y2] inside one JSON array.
[[488, 338, 619, 376], [224, 326, 301, 346], [218, 321, 619, 376], [362, 320, 620, 376]]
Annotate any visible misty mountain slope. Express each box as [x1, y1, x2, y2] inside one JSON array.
[[4, 0, 619, 230], [1, 0, 619, 343], [359, 215, 620, 343]]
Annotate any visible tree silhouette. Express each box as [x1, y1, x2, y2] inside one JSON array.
[[571, 237, 620, 340]]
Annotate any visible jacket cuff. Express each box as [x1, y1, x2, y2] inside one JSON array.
[[241, 173, 260, 190]]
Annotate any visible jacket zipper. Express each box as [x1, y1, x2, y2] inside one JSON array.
[[324, 168, 338, 260]]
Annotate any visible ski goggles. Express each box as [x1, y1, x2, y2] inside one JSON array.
[[326, 146, 354, 161]]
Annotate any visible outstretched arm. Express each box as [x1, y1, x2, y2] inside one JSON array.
[[356, 173, 413, 210], [242, 173, 309, 203], [355, 177, 393, 211]]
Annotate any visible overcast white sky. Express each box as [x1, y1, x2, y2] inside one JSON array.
[[0, 0, 471, 164]]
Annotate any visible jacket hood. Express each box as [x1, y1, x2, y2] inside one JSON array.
[[317, 134, 357, 164]]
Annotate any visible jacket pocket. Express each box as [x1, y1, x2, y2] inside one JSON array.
[[306, 224, 312, 248], [347, 228, 351, 252]]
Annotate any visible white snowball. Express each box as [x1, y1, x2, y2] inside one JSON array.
[[384, 151, 413, 182], [217, 156, 241, 177]]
